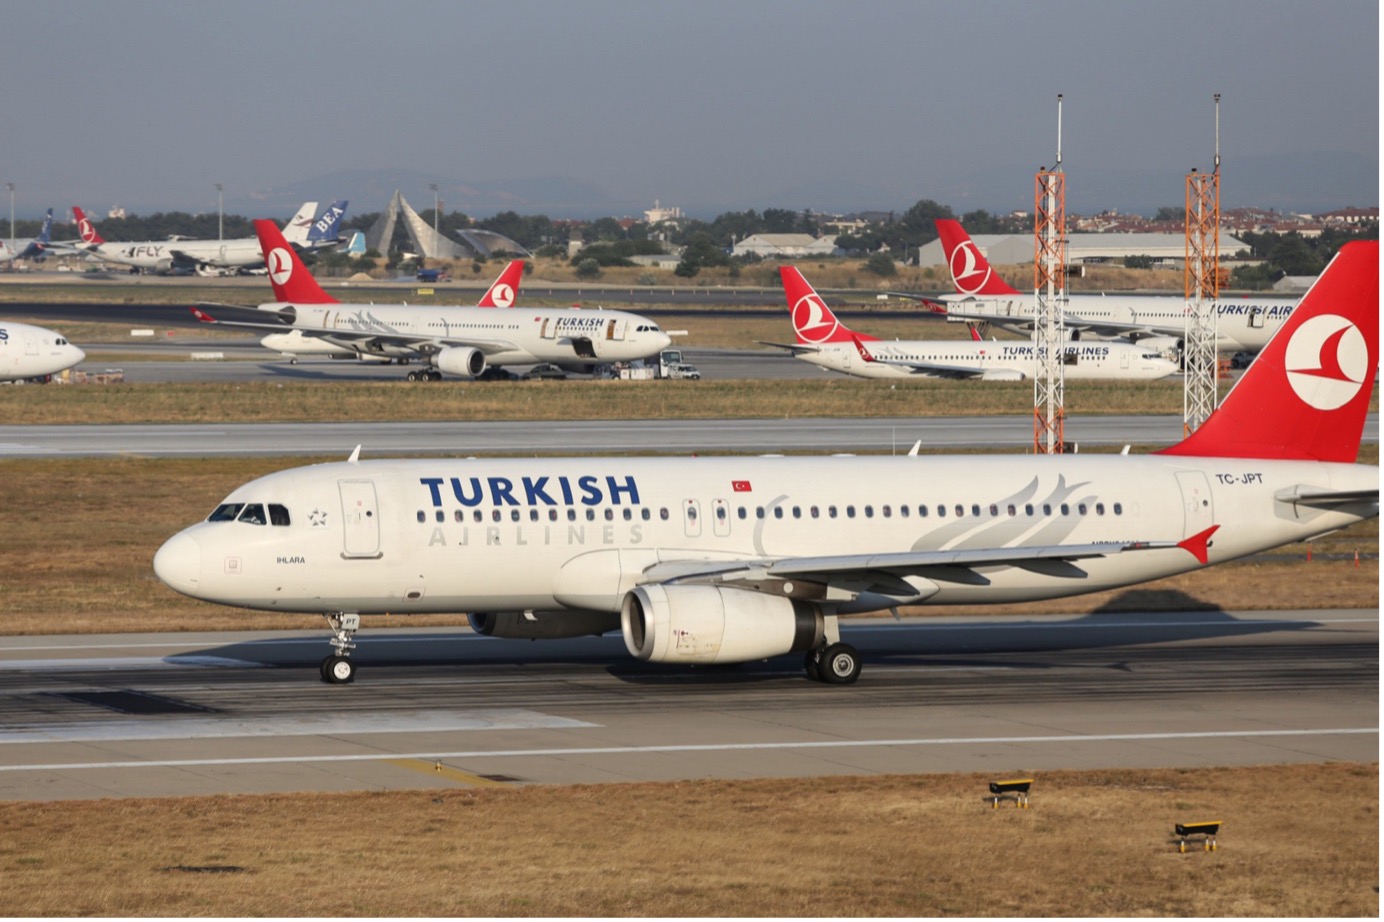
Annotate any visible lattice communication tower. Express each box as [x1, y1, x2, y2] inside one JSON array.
[[1183, 94, 1222, 435], [1033, 95, 1068, 454]]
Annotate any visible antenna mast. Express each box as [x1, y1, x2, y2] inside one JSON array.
[[1033, 94, 1068, 454], [1184, 93, 1222, 435]]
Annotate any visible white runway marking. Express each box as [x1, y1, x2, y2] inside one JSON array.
[[0, 709, 594, 745], [0, 656, 264, 672], [2, 727, 1373, 773]]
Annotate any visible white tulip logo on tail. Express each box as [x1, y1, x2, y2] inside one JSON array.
[[490, 283, 515, 307], [1284, 314, 1368, 410], [948, 240, 993, 295], [268, 247, 294, 287], [792, 294, 838, 343]]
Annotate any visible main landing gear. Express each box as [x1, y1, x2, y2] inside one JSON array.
[[406, 368, 443, 382], [802, 614, 862, 684], [320, 612, 360, 684]]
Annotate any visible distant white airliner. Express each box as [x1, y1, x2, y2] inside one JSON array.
[[71, 201, 342, 275], [0, 320, 85, 381], [194, 220, 670, 381], [932, 219, 1298, 354], [764, 267, 1178, 381], [154, 241, 1378, 686], [0, 209, 57, 264]]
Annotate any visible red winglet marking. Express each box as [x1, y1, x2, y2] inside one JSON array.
[[190, 306, 215, 323], [1177, 524, 1220, 566], [851, 335, 874, 362]]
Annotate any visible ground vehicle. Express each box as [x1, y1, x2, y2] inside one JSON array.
[[523, 363, 567, 380], [653, 348, 699, 379], [416, 268, 451, 283]]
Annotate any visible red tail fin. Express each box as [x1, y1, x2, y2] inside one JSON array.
[[253, 219, 338, 304], [1158, 240, 1378, 463], [935, 219, 1021, 296], [477, 259, 525, 307], [73, 207, 105, 245], [780, 266, 876, 344]]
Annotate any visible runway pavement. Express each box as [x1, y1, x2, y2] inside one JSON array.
[[0, 610, 1373, 801]]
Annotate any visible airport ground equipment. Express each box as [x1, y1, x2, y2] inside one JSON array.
[[988, 778, 1033, 809], [1175, 820, 1221, 852]]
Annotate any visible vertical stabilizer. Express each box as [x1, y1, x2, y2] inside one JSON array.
[[1158, 240, 1378, 462], [253, 219, 339, 304], [935, 219, 1022, 296]]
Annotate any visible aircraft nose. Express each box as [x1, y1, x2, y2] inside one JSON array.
[[153, 531, 202, 597], [69, 345, 86, 364]]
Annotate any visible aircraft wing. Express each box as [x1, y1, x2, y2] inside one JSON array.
[[858, 353, 987, 378], [756, 339, 821, 356], [190, 306, 520, 355], [640, 538, 1184, 601]]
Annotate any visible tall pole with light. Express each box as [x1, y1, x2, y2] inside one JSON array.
[[6, 183, 13, 242], [215, 183, 224, 241]]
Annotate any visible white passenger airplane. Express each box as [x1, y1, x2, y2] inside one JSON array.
[[72, 201, 334, 274], [764, 267, 1178, 381], [0, 209, 56, 264], [259, 259, 528, 364], [194, 220, 670, 380], [154, 241, 1378, 686], [0, 320, 85, 381], [932, 219, 1298, 354]]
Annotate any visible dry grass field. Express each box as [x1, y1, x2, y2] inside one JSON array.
[[0, 764, 1375, 916], [0, 377, 1204, 426]]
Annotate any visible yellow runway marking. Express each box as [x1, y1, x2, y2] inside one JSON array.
[[386, 758, 510, 787]]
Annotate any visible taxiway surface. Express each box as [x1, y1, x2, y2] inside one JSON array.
[[0, 610, 1373, 801]]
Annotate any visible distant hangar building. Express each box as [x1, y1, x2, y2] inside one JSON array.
[[732, 233, 839, 259], [365, 190, 530, 260], [916, 231, 1248, 269]]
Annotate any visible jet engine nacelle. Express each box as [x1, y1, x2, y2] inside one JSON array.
[[978, 368, 1025, 382], [620, 585, 823, 665], [468, 610, 620, 640], [434, 346, 487, 377]]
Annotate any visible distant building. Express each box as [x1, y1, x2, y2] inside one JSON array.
[[365, 190, 529, 259], [644, 200, 684, 224], [732, 233, 838, 259], [1317, 206, 1378, 226]]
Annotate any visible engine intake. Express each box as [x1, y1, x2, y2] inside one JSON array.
[[435, 346, 487, 377], [621, 585, 822, 665]]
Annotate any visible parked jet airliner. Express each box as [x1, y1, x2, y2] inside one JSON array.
[[259, 259, 527, 363], [194, 220, 669, 380], [0, 320, 85, 380], [72, 200, 341, 274], [154, 242, 1378, 686], [0, 209, 56, 264], [932, 219, 1298, 354], [764, 267, 1178, 381]]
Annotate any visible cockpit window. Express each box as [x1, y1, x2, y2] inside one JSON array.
[[237, 503, 267, 525], [269, 504, 291, 526], [208, 503, 244, 522]]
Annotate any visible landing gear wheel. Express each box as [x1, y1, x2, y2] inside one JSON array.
[[321, 654, 355, 684], [427, 369, 442, 382], [804, 649, 822, 682], [407, 370, 421, 382], [817, 642, 861, 685]]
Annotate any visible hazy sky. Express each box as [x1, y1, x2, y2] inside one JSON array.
[[3, 0, 1377, 220]]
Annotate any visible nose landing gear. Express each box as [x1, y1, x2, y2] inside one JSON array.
[[320, 612, 360, 684]]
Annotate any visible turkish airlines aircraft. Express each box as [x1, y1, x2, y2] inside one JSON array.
[[72, 201, 333, 274], [259, 258, 527, 363], [764, 267, 1178, 381], [154, 241, 1378, 686], [933, 219, 1298, 354], [196, 220, 670, 380], [0, 320, 85, 380]]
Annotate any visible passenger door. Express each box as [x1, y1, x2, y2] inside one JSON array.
[[339, 480, 382, 558]]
